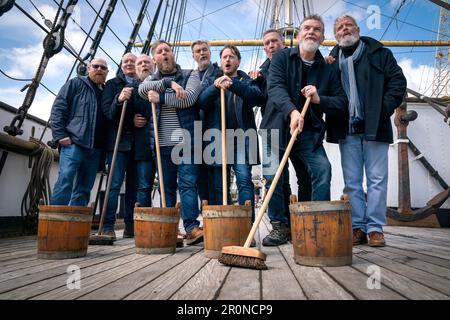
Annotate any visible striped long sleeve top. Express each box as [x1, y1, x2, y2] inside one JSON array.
[[139, 68, 201, 146]]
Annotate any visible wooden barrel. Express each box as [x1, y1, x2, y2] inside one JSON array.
[[202, 201, 252, 259], [37, 205, 93, 259], [289, 200, 352, 267], [134, 206, 180, 254]]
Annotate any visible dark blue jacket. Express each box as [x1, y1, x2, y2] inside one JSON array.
[[101, 71, 155, 160], [261, 47, 348, 151], [197, 70, 265, 165], [50, 76, 103, 149], [197, 62, 220, 126], [329, 36, 407, 143], [101, 72, 136, 152]]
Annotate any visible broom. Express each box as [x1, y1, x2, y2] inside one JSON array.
[[89, 99, 129, 245], [218, 97, 311, 269]]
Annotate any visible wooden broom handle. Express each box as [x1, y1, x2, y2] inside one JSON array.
[[243, 97, 311, 248], [98, 100, 128, 234], [152, 102, 166, 208], [221, 88, 227, 205]]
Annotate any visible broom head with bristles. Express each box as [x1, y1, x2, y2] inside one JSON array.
[[218, 246, 267, 270]]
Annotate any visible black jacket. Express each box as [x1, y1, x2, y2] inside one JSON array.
[[329, 36, 407, 143], [102, 71, 155, 160], [253, 58, 270, 116], [197, 70, 265, 166], [102, 72, 136, 152], [261, 47, 348, 150]]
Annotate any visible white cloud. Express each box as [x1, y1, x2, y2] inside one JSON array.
[[398, 58, 434, 97]]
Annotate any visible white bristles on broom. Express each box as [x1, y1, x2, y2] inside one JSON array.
[[218, 97, 311, 269]]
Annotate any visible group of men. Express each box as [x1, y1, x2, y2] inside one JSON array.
[[50, 14, 406, 248]]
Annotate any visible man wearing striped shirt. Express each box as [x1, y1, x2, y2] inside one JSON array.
[[138, 40, 204, 245]]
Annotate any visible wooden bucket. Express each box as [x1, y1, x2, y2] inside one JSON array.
[[37, 205, 93, 259], [134, 205, 180, 254], [202, 200, 252, 259], [289, 199, 352, 267]]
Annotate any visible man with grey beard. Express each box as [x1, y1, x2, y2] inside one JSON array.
[[260, 15, 348, 246], [329, 15, 406, 247]]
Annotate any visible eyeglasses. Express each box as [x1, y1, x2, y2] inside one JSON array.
[[91, 64, 108, 71]]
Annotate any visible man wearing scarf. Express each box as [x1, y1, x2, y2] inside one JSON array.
[[329, 15, 407, 247]]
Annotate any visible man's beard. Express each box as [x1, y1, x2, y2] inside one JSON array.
[[158, 60, 177, 74], [90, 74, 106, 85], [338, 33, 360, 48], [300, 40, 320, 53], [197, 59, 210, 71]]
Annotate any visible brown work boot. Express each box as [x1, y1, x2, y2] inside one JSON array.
[[185, 227, 204, 245], [353, 229, 367, 245], [368, 231, 386, 247]]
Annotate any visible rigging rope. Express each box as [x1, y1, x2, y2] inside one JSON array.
[[123, 0, 151, 55], [66, 0, 107, 80], [142, 0, 164, 55]]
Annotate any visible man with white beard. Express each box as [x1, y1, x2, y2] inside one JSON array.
[[260, 15, 348, 246], [328, 15, 406, 247]]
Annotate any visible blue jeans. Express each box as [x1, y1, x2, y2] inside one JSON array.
[[103, 151, 137, 231], [339, 134, 388, 233], [263, 130, 331, 223], [51, 144, 102, 206], [208, 163, 255, 221], [136, 159, 155, 207], [159, 146, 200, 233]]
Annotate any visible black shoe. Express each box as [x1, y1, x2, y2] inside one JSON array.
[[262, 222, 289, 246], [123, 226, 134, 238]]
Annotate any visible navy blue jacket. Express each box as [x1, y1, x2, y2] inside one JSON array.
[[101, 72, 136, 152], [329, 36, 407, 143], [197, 70, 265, 165], [261, 47, 348, 151], [50, 76, 104, 149], [102, 71, 155, 160]]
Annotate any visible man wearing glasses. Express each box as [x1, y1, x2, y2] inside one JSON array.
[[50, 58, 109, 206]]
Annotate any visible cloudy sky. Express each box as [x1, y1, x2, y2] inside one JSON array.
[[0, 0, 445, 121]]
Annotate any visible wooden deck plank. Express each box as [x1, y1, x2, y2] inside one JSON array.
[[124, 250, 210, 300], [278, 244, 354, 300], [258, 218, 306, 300], [32, 253, 165, 300], [0, 248, 137, 299], [361, 245, 450, 280], [0, 244, 136, 294], [379, 246, 450, 268], [354, 251, 450, 296], [385, 233, 450, 254], [384, 226, 450, 243], [170, 259, 230, 300], [351, 256, 449, 300], [0, 243, 135, 282], [216, 267, 261, 300], [322, 264, 406, 300], [78, 245, 203, 300], [261, 245, 307, 300], [385, 238, 450, 260]]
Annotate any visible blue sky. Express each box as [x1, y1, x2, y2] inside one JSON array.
[[0, 0, 446, 120]]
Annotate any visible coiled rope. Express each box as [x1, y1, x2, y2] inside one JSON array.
[[21, 138, 54, 232]]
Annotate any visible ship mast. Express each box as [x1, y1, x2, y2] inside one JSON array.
[[431, 0, 449, 98]]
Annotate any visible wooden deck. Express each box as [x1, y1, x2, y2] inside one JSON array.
[[0, 219, 449, 301]]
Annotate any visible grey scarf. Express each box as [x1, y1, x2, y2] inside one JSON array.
[[339, 40, 366, 133]]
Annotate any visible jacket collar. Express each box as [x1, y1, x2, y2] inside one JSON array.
[[330, 36, 383, 57], [290, 45, 324, 62]]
